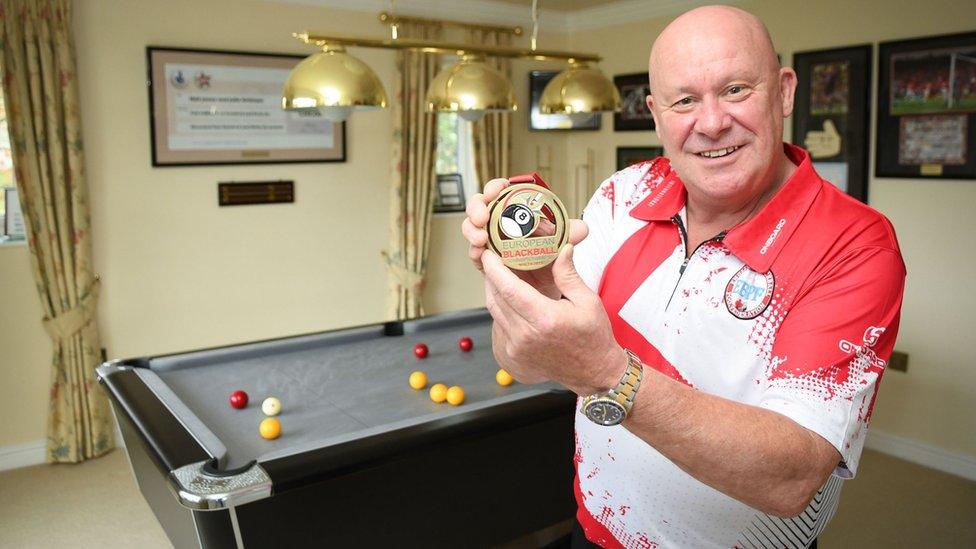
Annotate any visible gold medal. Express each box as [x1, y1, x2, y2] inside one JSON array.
[[487, 180, 569, 271]]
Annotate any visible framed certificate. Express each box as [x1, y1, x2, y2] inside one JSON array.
[[876, 32, 976, 179], [147, 47, 345, 167]]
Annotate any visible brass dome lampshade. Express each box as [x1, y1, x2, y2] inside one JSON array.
[[425, 54, 517, 122], [282, 45, 387, 122], [539, 61, 620, 118]]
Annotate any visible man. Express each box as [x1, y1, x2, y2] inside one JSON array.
[[461, 5, 905, 548]]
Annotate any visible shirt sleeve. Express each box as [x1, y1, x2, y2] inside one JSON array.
[[759, 246, 906, 478], [574, 174, 619, 293], [574, 159, 670, 292]]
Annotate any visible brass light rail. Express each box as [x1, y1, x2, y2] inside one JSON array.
[[377, 11, 523, 36], [293, 32, 601, 63]]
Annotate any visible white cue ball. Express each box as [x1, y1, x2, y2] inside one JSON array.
[[262, 397, 282, 417]]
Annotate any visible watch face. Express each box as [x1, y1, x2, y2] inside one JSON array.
[[584, 399, 626, 426]]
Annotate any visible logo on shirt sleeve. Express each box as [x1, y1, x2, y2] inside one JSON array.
[[725, 266, 775, 319]]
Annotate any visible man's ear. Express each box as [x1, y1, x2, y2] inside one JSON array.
[[645, 94, 660, 129], [779, 67, 798, 117]]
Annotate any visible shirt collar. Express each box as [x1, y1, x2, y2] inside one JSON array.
[[629, 143, 823, 273], [629, 164, 687, 222]]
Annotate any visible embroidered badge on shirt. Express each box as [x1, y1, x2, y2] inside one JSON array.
[[725, 266, 775, 319]]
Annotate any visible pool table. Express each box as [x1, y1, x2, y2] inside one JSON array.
[[97, 309, 578, 548]]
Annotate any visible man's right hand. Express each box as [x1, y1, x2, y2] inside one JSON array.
[[460, 177, 589, 300]]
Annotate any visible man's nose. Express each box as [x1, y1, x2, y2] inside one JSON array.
[[693, 96, 731, 139]]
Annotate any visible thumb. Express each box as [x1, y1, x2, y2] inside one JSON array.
[[552, 244, 590, 302], [824, 118, 838, 136]]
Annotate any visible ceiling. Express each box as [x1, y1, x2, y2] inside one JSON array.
[[491, 0, 621, 12], [269, 0, 730, 33]]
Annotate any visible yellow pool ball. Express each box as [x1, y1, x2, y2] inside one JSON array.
[[429, 383, 448, 403], [259, 418, 281, 440], [496, 369, 514, 386], [446, 386, 465, 406], [409, 371, 428, 390]]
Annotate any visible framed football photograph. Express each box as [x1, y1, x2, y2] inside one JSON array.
[[876, 32, 976, 179], [613, 73, 655, 132]]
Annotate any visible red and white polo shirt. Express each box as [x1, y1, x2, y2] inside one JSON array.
[[572, 144, 906, 548]]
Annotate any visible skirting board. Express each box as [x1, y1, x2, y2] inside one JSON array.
[[0, 421, 126, 473], [864, 429, 976, 481], [1, 427, 974, 479]]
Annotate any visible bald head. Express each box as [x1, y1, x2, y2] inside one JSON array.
[[641, 5, 797, 216], [649, 6, 779, 93]]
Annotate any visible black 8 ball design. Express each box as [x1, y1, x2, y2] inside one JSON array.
[[499, 203, 537, 239]]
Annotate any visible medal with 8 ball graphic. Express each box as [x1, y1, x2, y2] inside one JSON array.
[[486, 174, 569, 271]]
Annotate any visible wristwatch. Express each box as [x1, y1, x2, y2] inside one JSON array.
[[581, 349, 644, 426]]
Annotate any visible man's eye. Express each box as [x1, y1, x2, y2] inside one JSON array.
[[674, 97, 694, 107], [728, 86, 743, 94]]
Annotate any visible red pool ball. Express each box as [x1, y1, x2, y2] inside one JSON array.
[[414, 343, 429, 359], [458, 337, 473, 352], [229, 390, 249, 409]]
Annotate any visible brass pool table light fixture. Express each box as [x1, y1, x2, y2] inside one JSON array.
[[283, 7, 619, 122]]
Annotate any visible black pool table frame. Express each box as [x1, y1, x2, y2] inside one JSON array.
[[97, 310, 578, 548]]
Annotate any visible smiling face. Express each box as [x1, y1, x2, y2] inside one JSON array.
[[647, 7, 797, 210]]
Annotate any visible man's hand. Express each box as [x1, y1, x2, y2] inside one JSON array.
[[482, 243, 626, 395], [461, 178, 589, 299]]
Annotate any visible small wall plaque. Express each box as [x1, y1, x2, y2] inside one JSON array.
[[218, 181, 294, 206]]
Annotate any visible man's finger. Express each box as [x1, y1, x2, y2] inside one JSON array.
[[482, 178, 510, 200], [466, 194, 490, 228], [568, 219, 589, 245], [482, 250, 550, 324], [461, 217, 488, 248], [484, 275, 519, 332], [551, 244, 594, 304]]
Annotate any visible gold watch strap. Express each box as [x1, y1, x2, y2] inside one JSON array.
[[608, 349, 643, 412]]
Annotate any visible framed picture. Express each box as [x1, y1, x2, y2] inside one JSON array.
[[147, 46, 346, 167], [876, 32, 976, 179], [529, 71, 600, 131], [792, 45, 872, 202], [614, 73, 655, 131], [433, 173, 465, 213], [616, 146, 664, 171]]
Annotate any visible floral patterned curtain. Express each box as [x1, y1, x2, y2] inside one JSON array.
[[467, 28, 513, 183], [0, 0, 113, 462], [385, 22, 442, 320]]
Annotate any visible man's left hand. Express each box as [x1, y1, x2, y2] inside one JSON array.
[[482, 243, 627, 396]]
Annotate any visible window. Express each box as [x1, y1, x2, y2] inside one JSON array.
[[434, 112, 479, 213], [434, 55, 482, 213], [0, 92, 16, 238]]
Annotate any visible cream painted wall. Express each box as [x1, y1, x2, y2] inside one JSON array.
[[0, 244, 52, 446], [565, 0, 976, 458], [3, 0, 972, 464], [0, 0, 568, 448]]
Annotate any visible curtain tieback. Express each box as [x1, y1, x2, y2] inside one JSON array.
[[381, 252, 425, 289], [42, 277, 101, 341]]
